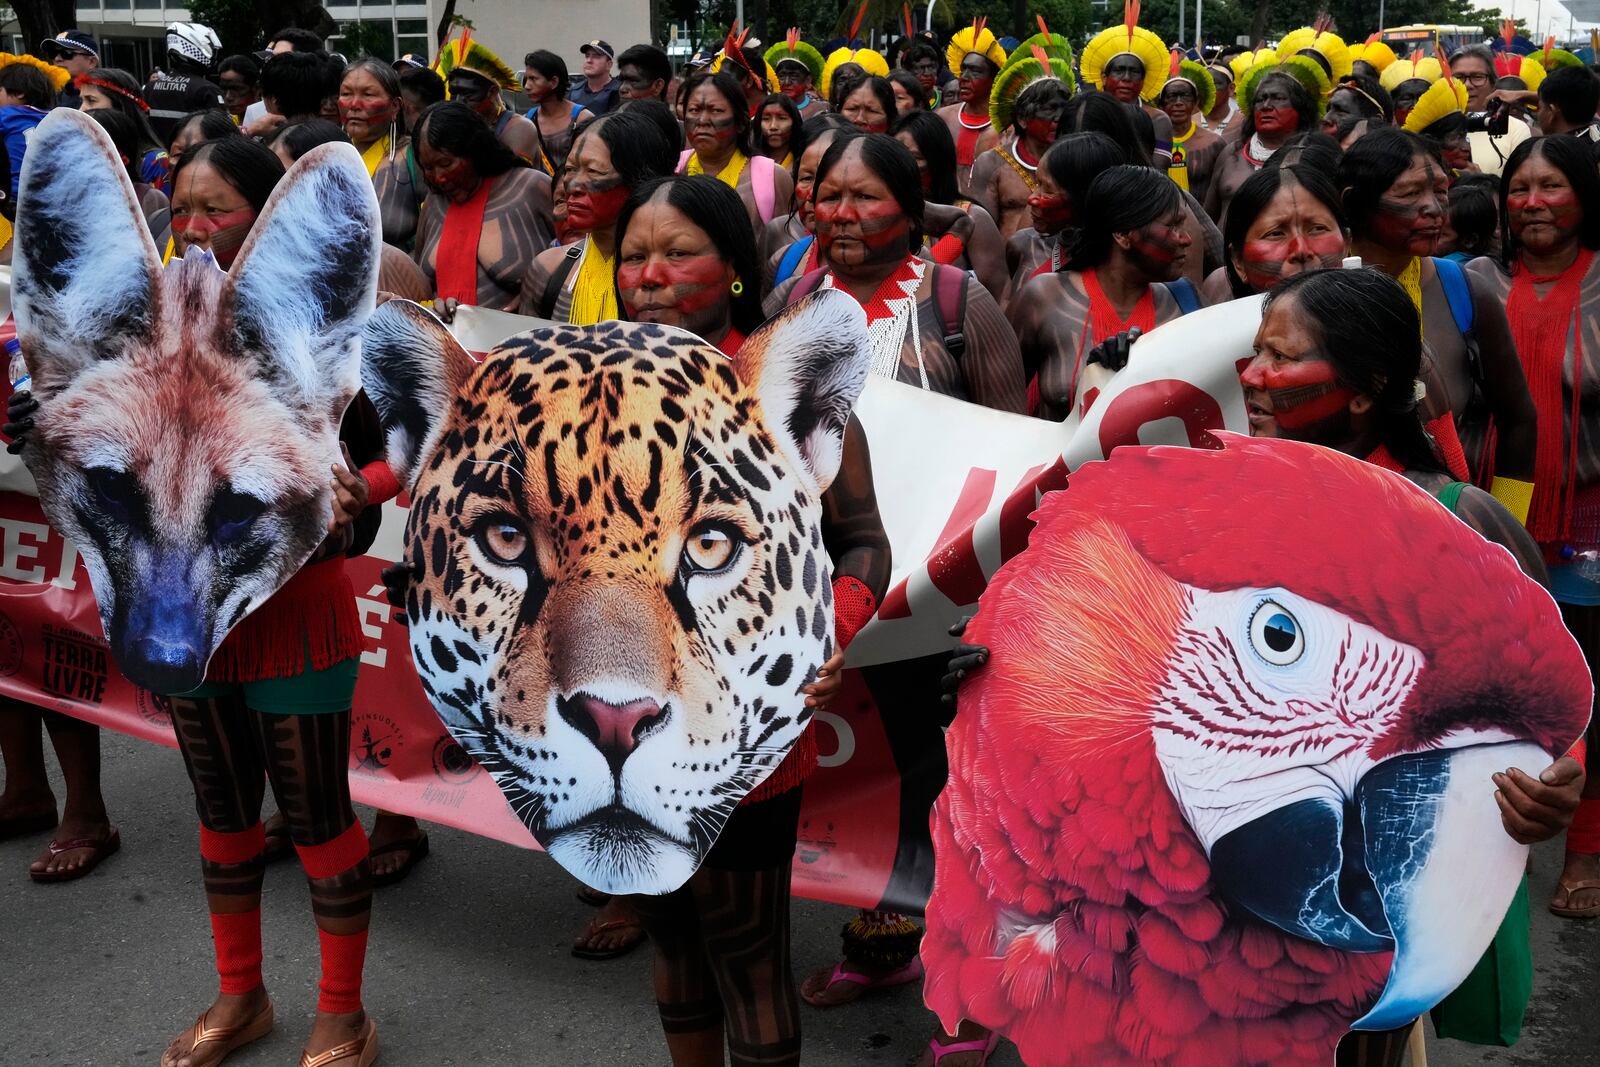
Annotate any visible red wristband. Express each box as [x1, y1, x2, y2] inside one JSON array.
[[929, 232, 965, 266], [360, 459, 401, 505], [1568, 737, 1588, 773], [832, 575, 878, 650]]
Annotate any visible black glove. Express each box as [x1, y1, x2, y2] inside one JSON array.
[[381, 558, 419, 625], [940, 615, 991, 706], [1085, 326, 1141, 373], [4, 390, 38, 455]]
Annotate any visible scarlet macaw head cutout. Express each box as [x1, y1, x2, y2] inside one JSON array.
[[359, 292, 871, 894], [9, 109, 380, 695], [924, 434, 1590, 1066]]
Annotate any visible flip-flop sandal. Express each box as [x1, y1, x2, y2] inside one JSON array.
[[1549, 877, 1600, 918], [29, 826, 120, 883], [576, 886, 611, 907], [928, 1030, 1001, 1065], [571, 916, 647, 960], [370, 830, 429, 888], [800, 956, 925, 1008], [0, 808, 57, 842], [161, 1001, 275, 1067], [300, 1016, 379, 1067]]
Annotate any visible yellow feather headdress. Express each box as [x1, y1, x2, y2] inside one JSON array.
[[1080, 0, 1169, 103], [1379, 55, 1443, 92], [0, 52, 71, 94], [947, 17, 1007, 78], [1403, 74, 1469, 134], [821, 46, 889, 99], [1277, 28, 1352, 83]]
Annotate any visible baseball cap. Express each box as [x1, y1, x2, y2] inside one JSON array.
[[393, 53, 428, 71], [580, 40, 616, 62], [42, 30, 98, 60]]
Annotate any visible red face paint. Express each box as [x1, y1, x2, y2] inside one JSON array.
[[421, 151, 481, 202], [815, 195, 911, 268], [958, 75, 993, 107], [172, 207, 257, 268], [1028, 191, 1070, 234], [1509, 169, 1584, 251], [338, 97, 396, 129], [618, 250, 730, 330], [1241, 357, 1356, 431], [1370, 169, 1445, 255], [1126, 218, 1191, 279], [917, 71, 938, 94], [565, 178, 628, 232], [1022, 117, 1058, 149]]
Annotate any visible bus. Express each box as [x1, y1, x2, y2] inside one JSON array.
[[1380, 25, 1486, 58]]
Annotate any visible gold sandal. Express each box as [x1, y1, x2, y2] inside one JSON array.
[[299, 1017, 379, 1067], [160, 1002, 274, 1067]]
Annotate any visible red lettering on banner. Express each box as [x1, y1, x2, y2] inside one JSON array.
[[1096, 379, 1227, 455], [998, 457, 1071, 563], [879, 467, 997, 619]]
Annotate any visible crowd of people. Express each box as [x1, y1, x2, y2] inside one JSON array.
[[1, 9, 1598, 1067]]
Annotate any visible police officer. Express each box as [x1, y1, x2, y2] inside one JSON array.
[[142, 22, 224, 143]]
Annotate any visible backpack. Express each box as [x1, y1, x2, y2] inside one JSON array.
[[774, 235, 814, 289], [1161, 276, 1201, 315], [537, 242, 587, 321], [788, 263, 969, 360]]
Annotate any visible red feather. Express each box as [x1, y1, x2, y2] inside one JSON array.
[[1032, 44, 1054, 72], [1170, 48, 1182, 77], [848, 0, 869, 45], [786, 26, 798, 51], [1037, 14, 1052, 38]]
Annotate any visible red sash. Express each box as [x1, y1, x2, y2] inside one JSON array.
[[435, 176, 494, 306]]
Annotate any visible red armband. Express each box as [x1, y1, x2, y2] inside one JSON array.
[[929, 233, 965, 266], [360, 459, 401, 506], [832, 575, 878, 650]]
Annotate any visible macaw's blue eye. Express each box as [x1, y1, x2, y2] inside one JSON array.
[[1250, 600, 1304, 665]]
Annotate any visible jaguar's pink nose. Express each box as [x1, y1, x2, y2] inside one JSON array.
[[558, 693, 668, 776]]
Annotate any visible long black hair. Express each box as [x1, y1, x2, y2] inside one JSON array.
[[889, 70, 929, 112], [1446, 173, 1498, 259], [1337, 126, 1431, 239], [615, 175, 764, 334], [574, 108, 676, 187], [171, 135, 286, 216], [1498, 134, 1600, 271], [1261, 268, 1444, 474], [751, 91, 802, 159], [86, 109, 153, 186], [415, 100, 525, 178], [269, 118, 351, 162], [1063, 164, 1180, 271], [680, 69, 751, 141], [892, 109, 959, 204], [1242, 70, 1318, 141], [813, 132, 925, 251], [1223, 163, 1349, 297], [1057, 89, 1148, 166], [167, 108, 241, 160], [1039, 131, 1127, 229], [841, 76, 897, 126]]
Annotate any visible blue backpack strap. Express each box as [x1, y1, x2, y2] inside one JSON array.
[[1162, 277, 1201, 315], [776, 235, 814, 287], [1432, 256, 1475, 335]]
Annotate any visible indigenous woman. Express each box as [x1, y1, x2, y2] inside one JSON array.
[[1159, 55, 1222, 204], [74, 67, 169, 190], [753, 91, 802, 168], [764, 116, 852, 291], [160, 140, 389, 1067], [86, 109, 172, 249], [1011, 164, 1194, 420], [893, 110, 1007, 301], [888, 70, 928, 116], [520, 109, 675, 325], [968, 56, 1073, 242], [1339, 127, 1536, 496], [1321, 73, 1392, 147], [337, 59, 404, 177], [1202, 162, 1348, 303], [935, 20, 1007, 197], [766, 31, 830, 120], [677, 70, 792, 232], [412, 100, 553, 311], [1403, 76, 1473, 177], [521, 49, 593, 177], [1200, 61, 1240, 137], [838, 76, 896, 135], [1470, 135, 1600, 918], [1003, 131, 1127, 305], [769, 133, 1025, 412], [609, 173, 890, 1067], [433, 33, 538, 163], [1204, 57, 1324, 226], [1379, 55, 1444, 128]]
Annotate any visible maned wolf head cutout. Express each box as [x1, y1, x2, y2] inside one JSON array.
[[361, 293, 870, 893], [10, 109, 380, 695]]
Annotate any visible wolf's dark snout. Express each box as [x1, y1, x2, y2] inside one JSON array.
[[120, 576, 208, 695]]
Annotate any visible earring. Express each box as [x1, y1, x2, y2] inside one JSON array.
[[730, 280, 744, 295]]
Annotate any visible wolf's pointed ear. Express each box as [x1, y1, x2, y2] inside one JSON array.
[[728, 289, 871, 494], [226, 142, 381, 412], [10, 109, 162, 396], [360, 299, 477, 487]]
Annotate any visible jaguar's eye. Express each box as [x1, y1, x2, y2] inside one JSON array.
[[473, 517, 531, 566], [682, 523, 742, 576]]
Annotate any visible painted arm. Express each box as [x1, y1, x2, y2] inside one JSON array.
[[967, 151, 1002, 227], [821, 416, 892, 607], [963, 203, 1009, 304], [959, 276, 1027, 414]]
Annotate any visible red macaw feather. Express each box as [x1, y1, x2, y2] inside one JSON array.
[[1544, 34, 1556, 64], [1365, 31, 1380, 45], [848, 0, 869, 44], [1125, 0, 1140, 47], [1170, 47, 1182, 77], [1037, 14, 1052, 38], [904, 3, 914, 38], [786, 26, 799, 51], [1032, 44, 1054, 71], [1501, 19, 1515, 47]]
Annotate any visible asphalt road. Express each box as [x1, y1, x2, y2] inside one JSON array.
[[2, 731, 1596, 1066]]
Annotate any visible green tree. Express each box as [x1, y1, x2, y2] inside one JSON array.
[[338, 19, 394, 60], [186, 0, 338, 58]]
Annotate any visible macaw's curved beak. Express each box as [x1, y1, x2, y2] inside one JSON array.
[[1209, 741, 1544, 1030]]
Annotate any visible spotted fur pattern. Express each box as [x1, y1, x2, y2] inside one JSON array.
[[379, 297, 868, 893]]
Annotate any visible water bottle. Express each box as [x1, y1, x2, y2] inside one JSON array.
[[1564, 547, 1600, 583], [6, 337, 27, 396]]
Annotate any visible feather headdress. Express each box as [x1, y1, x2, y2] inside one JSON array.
[[990, 45, 1075, 136], [1080, 0, 1169, 102], [947, 16, 1007, 77], [433, 30, 518, 92], [765, 28, 825, 85]]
